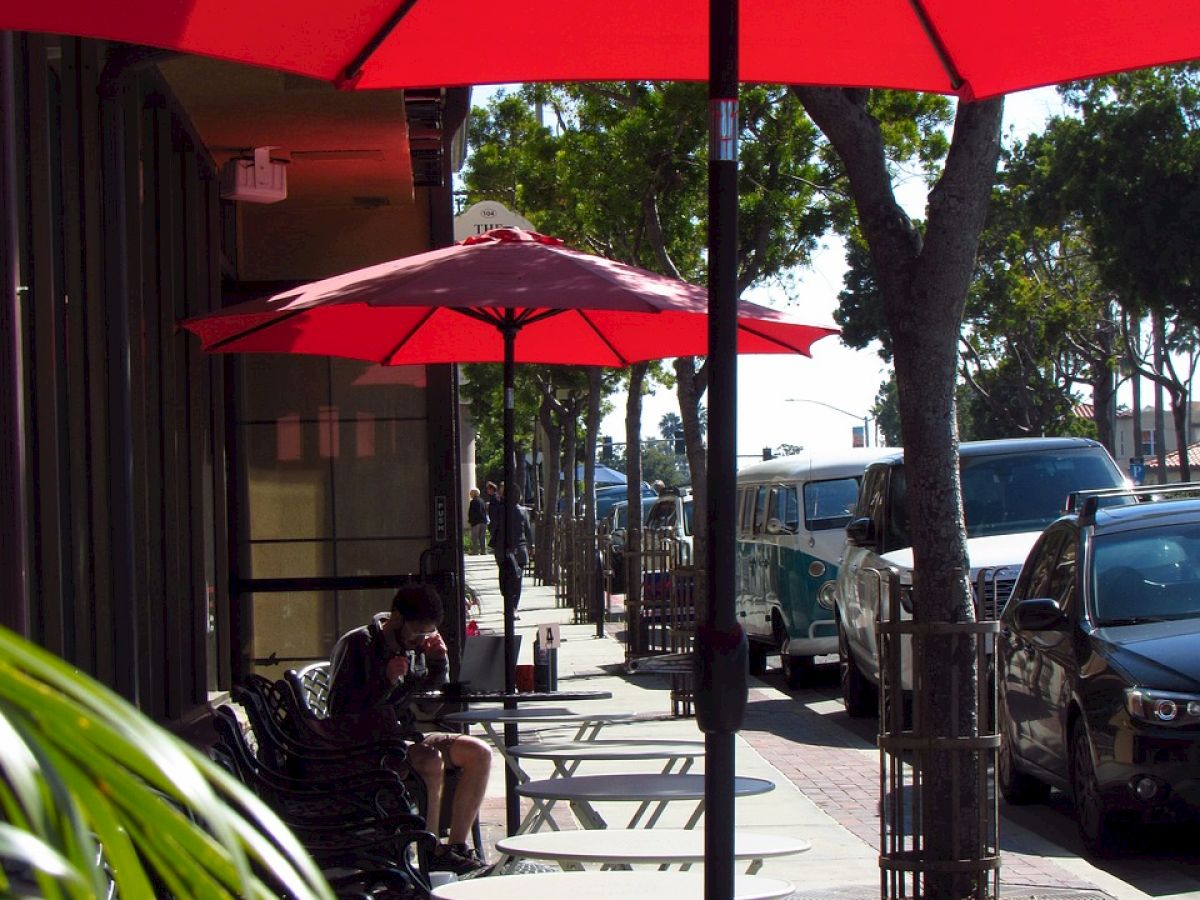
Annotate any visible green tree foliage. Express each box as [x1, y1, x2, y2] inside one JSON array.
[[1055, 66, 1200, 329], [463, 83, 842, 589], [1043, 66, 1200, 474], [835, 124, 1121, 443], [460, 362, 543, 488]]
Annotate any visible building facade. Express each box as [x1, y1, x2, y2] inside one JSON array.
[[1, 33, 469, 728]]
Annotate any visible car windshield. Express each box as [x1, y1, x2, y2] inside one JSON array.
[[883, 447, 1124, 550], [1091, 522, 1200, 624], [804, 477, 859, 531]]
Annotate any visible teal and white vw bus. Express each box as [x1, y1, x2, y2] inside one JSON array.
[[735, 448, 895, 687]]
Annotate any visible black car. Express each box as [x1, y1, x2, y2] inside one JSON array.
[[997, 484, 1200, 854]]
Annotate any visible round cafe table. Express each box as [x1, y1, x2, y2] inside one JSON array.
[[515, 773, 775, 832], [430, 871, 795, 900], [495, 828, 810, 874]]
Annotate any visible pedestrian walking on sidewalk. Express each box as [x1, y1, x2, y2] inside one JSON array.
[[492, 482, 532, 615], [467, 488, 488, 555], [484, 481, 501, 550]]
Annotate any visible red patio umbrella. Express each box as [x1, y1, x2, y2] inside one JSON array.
[[183, 228, 834, 366], [181, 227, 836, 836], [5, 0, 1199, 101]]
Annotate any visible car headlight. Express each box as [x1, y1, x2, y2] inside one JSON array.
[[817, 580, 838, 611], [1125, 688, 1200, 725]]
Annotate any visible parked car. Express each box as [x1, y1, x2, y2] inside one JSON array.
[[594, 482, 657, 522], [735, 448, 896, 687], [644, 489, 694, 563], [601, 496, 658, 592], [639, 490, 695, 611], [835, 437, 1127, 717], [997, 483, 1200, 854]]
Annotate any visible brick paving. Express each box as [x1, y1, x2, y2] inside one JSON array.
[[465, 563, 1124, 898], [738, 688, 1112, 897]]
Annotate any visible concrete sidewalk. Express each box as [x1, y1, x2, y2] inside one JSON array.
[[460, 555, 1145, 899]]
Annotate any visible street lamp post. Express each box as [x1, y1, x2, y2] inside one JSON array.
[[785, 397, 873, 447]]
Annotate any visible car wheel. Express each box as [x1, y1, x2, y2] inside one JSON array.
[[611, 557, 626, 593], [998, 728, 1050, 805], [1070, 722, 1123, 856], [747, 641, 768, 677], [837, 614, 876, 718]]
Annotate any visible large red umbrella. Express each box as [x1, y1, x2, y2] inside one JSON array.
[[182, 226, 835, 836], [183, 228, 834, 365], [5, 0, 1199, 100]]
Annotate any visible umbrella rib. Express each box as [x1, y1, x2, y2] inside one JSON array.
[[340, 0, 422, 85], [577, 310, 632, 367], [379, 307, 438, 364], [736, 320, 828, 355], [207, 307, 306, 351], [906, 0, 965, 93]]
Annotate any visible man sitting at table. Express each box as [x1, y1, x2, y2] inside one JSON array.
[[327, 582, 492, 876]]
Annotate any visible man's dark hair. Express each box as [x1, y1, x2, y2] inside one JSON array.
[[391, 583, 444, 624]]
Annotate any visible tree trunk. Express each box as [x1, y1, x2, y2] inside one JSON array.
[[624, 363, 648, 633], [584, 368, 603, 627], [538, 397, 562, 586], [1090, 319, 1117, 454], [674, 356, 708, 614], [562, 403, 578, 517], [796, 86, 1003, 897]]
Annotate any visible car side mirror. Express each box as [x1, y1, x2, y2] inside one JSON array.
[[845, 516, 877, 548], [1013, 597, 1066, 631], [765, 517, 794, 536]]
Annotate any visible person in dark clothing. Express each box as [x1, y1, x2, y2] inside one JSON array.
[[327, 583, 491, 875], [491, 483, 533, 615], [484, 481, 502, 550], [467, 488, 488, 555]]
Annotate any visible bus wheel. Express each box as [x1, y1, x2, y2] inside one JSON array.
[[748, 641, 768, 676], [778, 636, 814, 689]]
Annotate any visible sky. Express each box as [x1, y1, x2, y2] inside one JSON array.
[[464, 84, 1069, 463]]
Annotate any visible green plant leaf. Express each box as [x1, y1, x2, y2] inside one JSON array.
[[0, 823, 88, 896], [0, 627, 334, 900]]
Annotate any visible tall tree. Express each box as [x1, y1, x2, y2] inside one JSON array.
[[1046, 66, 1200, 475], [464, 83, 845, 606], [794, 86, 1002, 895]]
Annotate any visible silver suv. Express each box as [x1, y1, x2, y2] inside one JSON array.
[[834, 437, 1127, 717]]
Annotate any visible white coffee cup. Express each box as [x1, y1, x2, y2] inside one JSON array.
[[428, 871, 458, 888]]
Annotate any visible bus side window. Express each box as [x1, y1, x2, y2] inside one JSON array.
[[781, 486, 800, 531], [737, 487, 753, 535], [753, 486, 770, 534], [766, 485, 799, 533]]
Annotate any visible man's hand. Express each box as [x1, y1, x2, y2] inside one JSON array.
[[420, 632, 448, 660], [385, 654, 410, 684]]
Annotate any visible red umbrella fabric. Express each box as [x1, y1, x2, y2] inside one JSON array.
[[6, 0, 1200, 100], [182, 228, 835, 365], [182, 226, 834, 843]]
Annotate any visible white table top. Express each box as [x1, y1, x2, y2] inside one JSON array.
[[508, 739, 706, 761], [441, 708, 635, 726], [431, 871, 794, 900], [516, 773, 775, 802], [496, 828, 811, 864]]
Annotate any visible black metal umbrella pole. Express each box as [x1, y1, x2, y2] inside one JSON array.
[[696, 0, 749, 898]]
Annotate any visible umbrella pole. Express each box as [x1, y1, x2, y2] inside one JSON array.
[[700, 0, 746, 897], [501, 313, 521, 835]]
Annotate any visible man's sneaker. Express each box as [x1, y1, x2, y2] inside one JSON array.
[[429, 843, 486, 876]]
